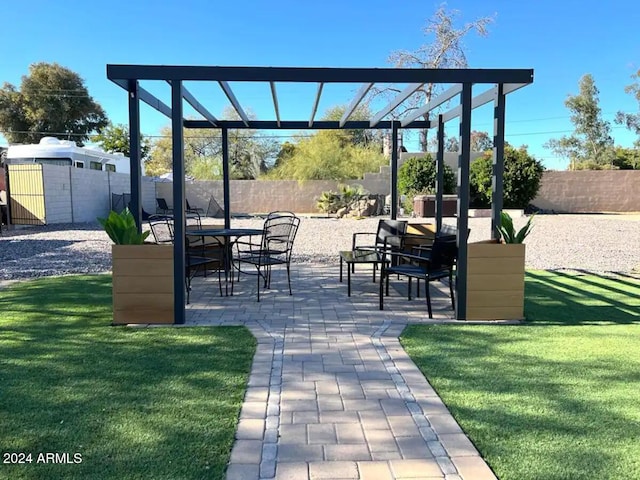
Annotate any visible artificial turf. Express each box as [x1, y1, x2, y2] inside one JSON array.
[[0, 275, 256, 480], [401, 270, 640, 480]]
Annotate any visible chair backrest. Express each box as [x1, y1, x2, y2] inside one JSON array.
[[262, 213, 300, 260], [206, 196, 224, 218], [148, 215, 174, 244], [429, 235, 458, 270], [156, 198, 170, 211], [267, 211, 296, 219], [376, 219, 408, 249], [437, 224, 470, 243]]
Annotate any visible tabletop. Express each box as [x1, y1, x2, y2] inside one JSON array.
[[186, 228, 263, 237]]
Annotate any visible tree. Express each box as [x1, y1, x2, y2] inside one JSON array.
[[0, 62, 108, 145], [471, 131, 492, 152], [470, 145, 544, 208], [432, 130, 492, 152], [545, 74, 614, 169], [93, 123, 151, 160], [145, 107, 280, 180], [268, 131, 387, 181], [145, 127, 220, 178], [321, 104, 384, 149], [612, 146, 640, 170], [274, 141, 296, 169], [376, 5, 494, 151], [615, 69, 640, 148]]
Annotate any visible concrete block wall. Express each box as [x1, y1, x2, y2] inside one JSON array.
[[108, 172, 156, 214], [532, 170, 640, 213], [155, 164, 395, 214], [37, 165, 157, 224], [156, 178, 386, 214], [70, 168, 111, 222], [42, 165, 72, 223]]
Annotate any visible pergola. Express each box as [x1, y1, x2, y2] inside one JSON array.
[[106, 65, 534, 324]]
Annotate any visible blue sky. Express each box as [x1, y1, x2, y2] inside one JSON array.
[[1, 0, 639, 170]]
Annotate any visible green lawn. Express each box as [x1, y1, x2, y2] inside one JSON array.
[[401, 270, 640, 480], [0, 275, 256, 480]]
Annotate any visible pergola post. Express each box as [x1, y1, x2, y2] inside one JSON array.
[[222, 127, 231, 229], [171, 80, 186, 325], [455, 83, 473, 320], [390, 121, 399, 219], [435, 114, 445, 232], [491, 84, 506, 239], [127, 80, 142, 232]]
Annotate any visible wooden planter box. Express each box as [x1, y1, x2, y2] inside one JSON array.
[[112, 244, 174, 325], [404, 223, 436, 251], [466, 240, 525, 320]]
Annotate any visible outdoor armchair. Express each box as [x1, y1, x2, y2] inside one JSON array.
[[352, 219, 408, 254], [379, 234, 457, 318]]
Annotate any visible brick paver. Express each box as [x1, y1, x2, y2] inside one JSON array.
[[187, 263, 496, 480]]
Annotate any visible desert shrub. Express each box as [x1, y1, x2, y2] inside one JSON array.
[[316, 184, 366, 214], [470, 145, 544, 208], [398, 155, 456, 196]]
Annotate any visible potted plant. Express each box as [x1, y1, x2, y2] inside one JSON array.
[[99, 208, 174, 325], [465, 212, 534, 321]]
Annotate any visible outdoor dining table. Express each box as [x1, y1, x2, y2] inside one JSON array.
[[186, 228, 263, 296]]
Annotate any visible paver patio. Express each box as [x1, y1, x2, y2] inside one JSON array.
[[187, 263, 496, 480]]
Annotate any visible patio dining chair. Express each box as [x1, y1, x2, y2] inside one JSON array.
[[233, 212, 300, 301], [147, 215, 223, 302], [379, 234, 457, 318], [186, 198, 204, 214], [156, 197, 172, 215]]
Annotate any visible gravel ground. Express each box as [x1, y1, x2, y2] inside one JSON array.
[[1, 214, 639, 281]]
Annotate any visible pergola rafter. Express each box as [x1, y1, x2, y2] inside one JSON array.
[[107, 64, 534, 324]]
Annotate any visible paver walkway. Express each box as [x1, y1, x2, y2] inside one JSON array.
[[187, 264, 496, 480]]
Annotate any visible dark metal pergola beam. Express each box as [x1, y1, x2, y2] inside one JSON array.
[[400, 84, 462, 127], [139, 86, 172, 118], [340, 83, 373, 127], [309, 83, 324, 127], [182, 120, 431, 130], [370, 83, 423, 127], [441, 85, 498, 123], [181, 85, 219, 127], [270, 82, 281, 127], [219, 81, 250, 126], [171, 80, 186, 324], [107, 65, 534, 84], [455, 83, 473, 321], [127, 80, 142, 232]]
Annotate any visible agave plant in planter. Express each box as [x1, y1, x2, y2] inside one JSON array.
[[99, 208, 174, 325], [496, 211, 535, 244], [465, 212, 535, 321], [98, 208, 150, 245]]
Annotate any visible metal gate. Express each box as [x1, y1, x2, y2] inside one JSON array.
[[7, 164, 46, 225]]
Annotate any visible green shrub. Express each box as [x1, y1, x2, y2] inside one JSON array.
[[398, 155, 456, 196], [470, 145, 544, 208]]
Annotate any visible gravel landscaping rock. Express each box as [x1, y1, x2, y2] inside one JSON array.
[[1, 214, 639, 281]]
